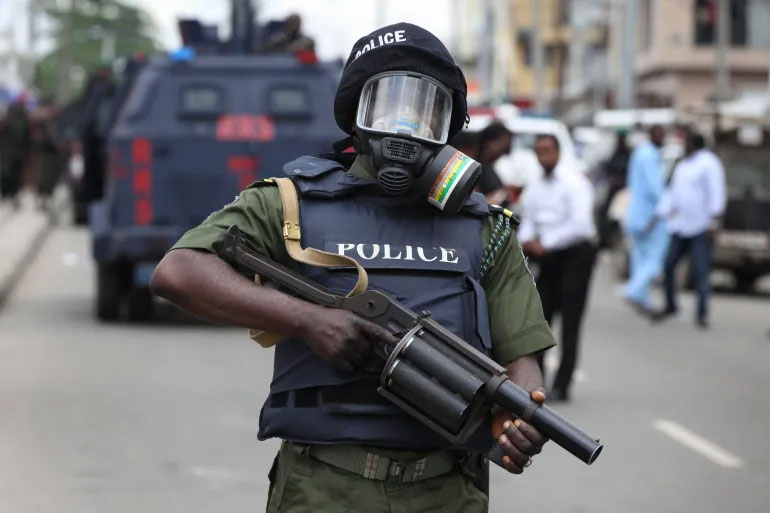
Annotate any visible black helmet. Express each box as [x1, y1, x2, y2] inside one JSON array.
[[334, 22, 468, 141]]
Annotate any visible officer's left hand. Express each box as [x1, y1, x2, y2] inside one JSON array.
[[492, 388, 548, 474]]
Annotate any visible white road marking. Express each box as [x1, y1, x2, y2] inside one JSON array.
[[60, 252, 79, 267], [653, 419, 745, 469]]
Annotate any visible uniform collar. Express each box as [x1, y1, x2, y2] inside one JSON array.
[[348, 154, 377, 181]]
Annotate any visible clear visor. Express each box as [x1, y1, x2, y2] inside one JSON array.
[[356, 72, 453, 144]]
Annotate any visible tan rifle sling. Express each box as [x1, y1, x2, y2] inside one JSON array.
[[248, 177, 369, 347]]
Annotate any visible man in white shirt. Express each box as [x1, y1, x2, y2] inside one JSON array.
[[655, 132, 726, 328], [518, 134, 597, 401]]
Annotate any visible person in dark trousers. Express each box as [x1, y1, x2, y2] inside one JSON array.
[[0, 96, 31, 207], [31, 101, 64, 210], [518, 134, 597, 402], [474, 121, 514, 205], [654, 131, 726, 328], [150, 23, 555, 512], [598, 130, 631, 246]]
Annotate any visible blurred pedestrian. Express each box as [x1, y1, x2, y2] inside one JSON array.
[[623, 125, 668, 317], [449, 130, 479, 160], [30, 101, 63, 211], [475, 122, 513, 205], [654, 131, 726, 329], [598, 130, 631, 246], [519, 134, 597, 402], [0, 94, 31, 208]]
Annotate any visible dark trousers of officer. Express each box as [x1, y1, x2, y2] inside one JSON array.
[[534, 241, 595, 395], [663, 232, 711, 321]]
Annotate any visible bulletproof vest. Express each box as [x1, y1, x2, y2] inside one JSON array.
[[258, 155, 494, 451]]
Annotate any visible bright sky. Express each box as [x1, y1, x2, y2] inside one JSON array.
[[128, 0, 454, 61]]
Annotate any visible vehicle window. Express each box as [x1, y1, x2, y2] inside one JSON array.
[[512, 133, 536, 150], [718, 148, 770, 196], [268, 86, 311, 117], [119, 71, 158, 122], [178, 85, 225, 118]]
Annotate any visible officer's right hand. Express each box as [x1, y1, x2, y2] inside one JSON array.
[[302, 307, 399, 372]]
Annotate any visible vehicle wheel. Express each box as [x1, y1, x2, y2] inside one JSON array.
[[96, 263, 126, 320], [734, 272, 756, 294], [127, 287, 154, 322]]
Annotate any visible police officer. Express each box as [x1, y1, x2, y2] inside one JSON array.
[[151, 23, 556, 512]]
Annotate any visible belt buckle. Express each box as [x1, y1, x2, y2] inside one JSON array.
[[390, 457, 427, 483], [388, 460, 403, 478]]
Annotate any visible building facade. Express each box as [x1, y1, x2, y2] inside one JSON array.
[[610, 0, 770, 110], [453, 0, 609, 118]]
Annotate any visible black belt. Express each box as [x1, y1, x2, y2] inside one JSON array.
[[268, 381, 392, 408]]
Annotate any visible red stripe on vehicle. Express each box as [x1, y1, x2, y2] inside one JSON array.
[[133, 168, 152, 194], [227, 155, 260, 189], [132, 138, 152, 165], [135, 197, 153, 226]]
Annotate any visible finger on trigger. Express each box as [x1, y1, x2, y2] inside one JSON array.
[[366, 322, 399, 346]]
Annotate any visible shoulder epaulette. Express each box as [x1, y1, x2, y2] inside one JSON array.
[[479, 207, 516, 281], [487, 204, 520, 227]]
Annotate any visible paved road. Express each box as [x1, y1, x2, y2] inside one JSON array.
[[1, 224, 769, 513]]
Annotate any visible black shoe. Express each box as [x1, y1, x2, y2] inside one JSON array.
[[696, 318, 709, 330], [652, 307, 678, 323]]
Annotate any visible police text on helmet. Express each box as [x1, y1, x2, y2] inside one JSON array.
[[354, 30, 406, 60]]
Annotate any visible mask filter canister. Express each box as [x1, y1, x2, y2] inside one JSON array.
[[417, 146, 481, 213]]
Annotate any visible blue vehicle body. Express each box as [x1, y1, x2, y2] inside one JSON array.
[[91, 53, 344, 319]]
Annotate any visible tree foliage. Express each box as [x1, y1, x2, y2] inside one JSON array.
[[35, 0, 158, 102]]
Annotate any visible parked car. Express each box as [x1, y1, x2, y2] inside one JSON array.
[[711, 124, 770, 291]]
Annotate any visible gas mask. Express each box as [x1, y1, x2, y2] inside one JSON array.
[[355, 71, 481, 213]]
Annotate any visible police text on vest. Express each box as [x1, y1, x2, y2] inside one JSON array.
[[336, 243, 459, 264]]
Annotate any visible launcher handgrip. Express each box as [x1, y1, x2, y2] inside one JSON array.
[[493, 381, 603, 465]]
